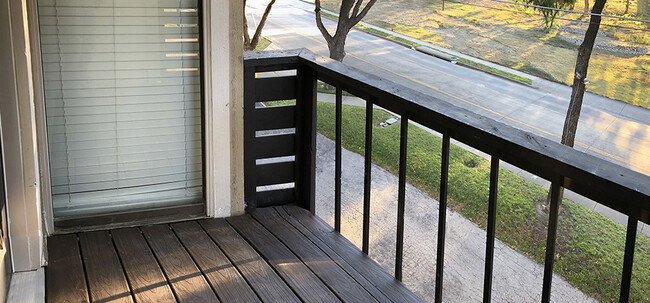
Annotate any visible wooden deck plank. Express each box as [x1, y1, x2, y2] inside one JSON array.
[[253, 207, 379, 302], [171, 221, 261, 303], [46, 234, 89, 303], [270, 207, 393, 303], [141, 224, 219, 303], [226, 215, 342, 303], [199, 219, 301, 303], [78, 231, 134, 303], [111, 228, 176, 303], [282, 205, 425, 303]]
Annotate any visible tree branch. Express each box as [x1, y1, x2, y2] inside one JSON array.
[[350, 0, 377, 25], [243, 0, 252, 50], [315, 0, 333, 42], [250, 0, 276, 49], [351, 0, 364, 18]]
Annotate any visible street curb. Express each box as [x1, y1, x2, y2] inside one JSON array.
[[455, 61, 533, 86]]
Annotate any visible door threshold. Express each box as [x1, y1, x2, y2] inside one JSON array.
[[52, 203, 206, 234]]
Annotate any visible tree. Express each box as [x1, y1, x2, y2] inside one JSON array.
[[584, 0, 589, 12], [525, 0, 577, 30], [315, 0, 378, 61], [243, 0, 276, 51], [548, 0, 607, 204], [562, 0, 606, 148]]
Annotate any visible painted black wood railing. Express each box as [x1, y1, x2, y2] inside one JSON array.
[[243, 49, 650, 303]]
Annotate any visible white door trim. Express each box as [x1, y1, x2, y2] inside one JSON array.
[[1, 0, 44, 271], [203, 0, 245, 218], [26, 0, 246, 240]]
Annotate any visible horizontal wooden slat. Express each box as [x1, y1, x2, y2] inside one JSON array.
[[256, 161, 294, 186], [254, 105, 295, 131], [141, 225, 219, 302], [226, 215, 341, 303], [282, 205, 425, 303], [171, 222, 261, 303], [254, 76, 296, 101], [79, 231, 133, 303], [252, 208, 378, 302], [255, 134, 295, 159], [199, 219, 301, 302], [111, 228, 176, 303], [256, 188, 294, 207], [46, 234, 89, 303]]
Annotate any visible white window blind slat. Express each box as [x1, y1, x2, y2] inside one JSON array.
[[40, 0, 203, 217]]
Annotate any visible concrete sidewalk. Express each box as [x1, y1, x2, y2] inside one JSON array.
[[314, 133, 596, 302], [315, 92, 649, 237]]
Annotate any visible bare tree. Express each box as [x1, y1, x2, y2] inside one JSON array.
[[315, 0, 378, 61], [244, 0, 276, 51], [562, 0, 606, 148], [547, 0, 607, 204]]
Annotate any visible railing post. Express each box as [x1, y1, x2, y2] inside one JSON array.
[[483, 154, 500, 303], [395, 114, 409, 281], [362, 99, 374, 254], [435, 130, 451, 303], [620, 208, 639, 303], [243, 66, 258, 210], [295, 65, 317, 214], [335, 88, 343, 232], [541, 176, 563, 303]]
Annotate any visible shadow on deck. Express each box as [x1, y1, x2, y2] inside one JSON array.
[[46, 205, 422, 302]]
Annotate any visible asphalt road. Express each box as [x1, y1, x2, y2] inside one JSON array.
[[247, 0, 650, 177]]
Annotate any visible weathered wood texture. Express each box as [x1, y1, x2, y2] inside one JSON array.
[[46, 234, 89, 303], [79, 231, 133, 303], [46, 206, 422, 303], [111, 228, 176, 303]]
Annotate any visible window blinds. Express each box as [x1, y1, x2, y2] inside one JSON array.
[[38, 0, 203, 217]]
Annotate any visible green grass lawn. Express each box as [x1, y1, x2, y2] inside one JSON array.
[[315, 101, 650, 302]]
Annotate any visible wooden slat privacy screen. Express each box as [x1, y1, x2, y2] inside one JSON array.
[[38, 0, 203, 217]]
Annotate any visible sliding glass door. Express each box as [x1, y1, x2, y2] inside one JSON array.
[[38, 0, 203, 218]]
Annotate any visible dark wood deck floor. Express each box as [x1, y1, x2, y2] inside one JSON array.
[[46, 205, 423, 303]]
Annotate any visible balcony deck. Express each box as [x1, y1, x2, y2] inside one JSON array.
[[46, 205, 422, 303]]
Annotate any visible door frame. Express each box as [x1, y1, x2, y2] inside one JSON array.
[[27, 0, 245, 235]]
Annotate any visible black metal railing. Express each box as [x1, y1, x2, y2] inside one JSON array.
[[243, 49, 650, 303]]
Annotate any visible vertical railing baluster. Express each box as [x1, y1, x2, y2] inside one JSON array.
[[435, 130, 451, 303], [541, 177, 563, 303], [334, 88, 343, 232], [620, 209, 639, 303], [483, 155, 500, 303], [395, 114, 409, 281], [362, 99, 373, 254]]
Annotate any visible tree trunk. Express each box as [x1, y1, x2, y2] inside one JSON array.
[[562, 0, 606, 147], [328, 36, 347, 61], [547, 0, 607, 205], [243, 0, 252, 51], [584, 0, 589, 12], [243, 0, 276, 51], [624, 0, 630, 14], [315, 0, 377, 61]]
